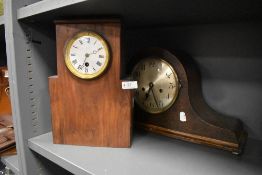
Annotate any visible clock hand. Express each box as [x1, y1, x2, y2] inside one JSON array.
[[151, 87, 159, 108], [145, 83, 153, 100], [82, 56, 88, 66], [144, 82, 159, 108], [145, 90, 151, 100]]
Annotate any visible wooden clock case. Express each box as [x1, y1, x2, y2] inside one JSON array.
[[0, 67, 16, 156], [0, 67, 11, 115], [132, 48, 247, 154], [49, 20, 132, 147]]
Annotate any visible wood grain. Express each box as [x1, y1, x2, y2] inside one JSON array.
[[0, 67, 11, 115], [49, 20, 132, 147], [0, 67, 16, 155], [132, 48, 247, 154], [0, 146, 17, 156]]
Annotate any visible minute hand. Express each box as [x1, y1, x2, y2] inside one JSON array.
[[151, 87, 159, 108], [145, 83, 153, 100]]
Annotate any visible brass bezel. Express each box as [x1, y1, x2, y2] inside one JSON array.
[[132, 57, 180, 114], [65, 31, 110, 79]]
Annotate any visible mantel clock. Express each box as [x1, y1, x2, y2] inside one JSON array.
[[49, 20, 132, 147], [132, 48, 246, 154]]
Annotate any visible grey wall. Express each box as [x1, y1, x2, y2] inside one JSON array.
[[124, 21, 262, 140]]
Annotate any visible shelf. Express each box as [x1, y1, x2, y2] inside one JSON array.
[[17, 0, 262, 27], [17, 0, 86, 20], [29, 132, 262, 175], [0, 15, 4, 26], [1, 155, 20, 175]]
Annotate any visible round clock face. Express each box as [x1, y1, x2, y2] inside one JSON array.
[[65, 32, 110, 79], [132, 57, 180, 114]]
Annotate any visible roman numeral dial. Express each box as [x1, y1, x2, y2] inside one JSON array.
[[65, 31, 110, 79], [132, 57, 180, 114]]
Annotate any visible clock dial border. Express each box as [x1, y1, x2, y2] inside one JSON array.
[[64, 31, 110, 79], [132, 57, 180, 114]]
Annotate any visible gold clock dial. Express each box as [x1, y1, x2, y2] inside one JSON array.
[[132, 57, 179, 114], [65, 31, 110, 79]]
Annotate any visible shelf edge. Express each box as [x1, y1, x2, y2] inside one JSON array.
[[28, 132, 93, 175], [17, 0, 87, 20], [1, 155, 20, 175]]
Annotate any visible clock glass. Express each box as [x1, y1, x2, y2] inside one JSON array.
[[65, 32, 110, 79], [132, 57, 179, 114]]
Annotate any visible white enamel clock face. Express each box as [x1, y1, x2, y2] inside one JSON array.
[[65, 32, 110, 79]]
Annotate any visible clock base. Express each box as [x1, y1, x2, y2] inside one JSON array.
[[136, 123, 247, 154]]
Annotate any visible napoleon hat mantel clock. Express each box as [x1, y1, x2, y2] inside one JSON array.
[[49, 20, 132, 147], [132, 48, 247, 154]]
